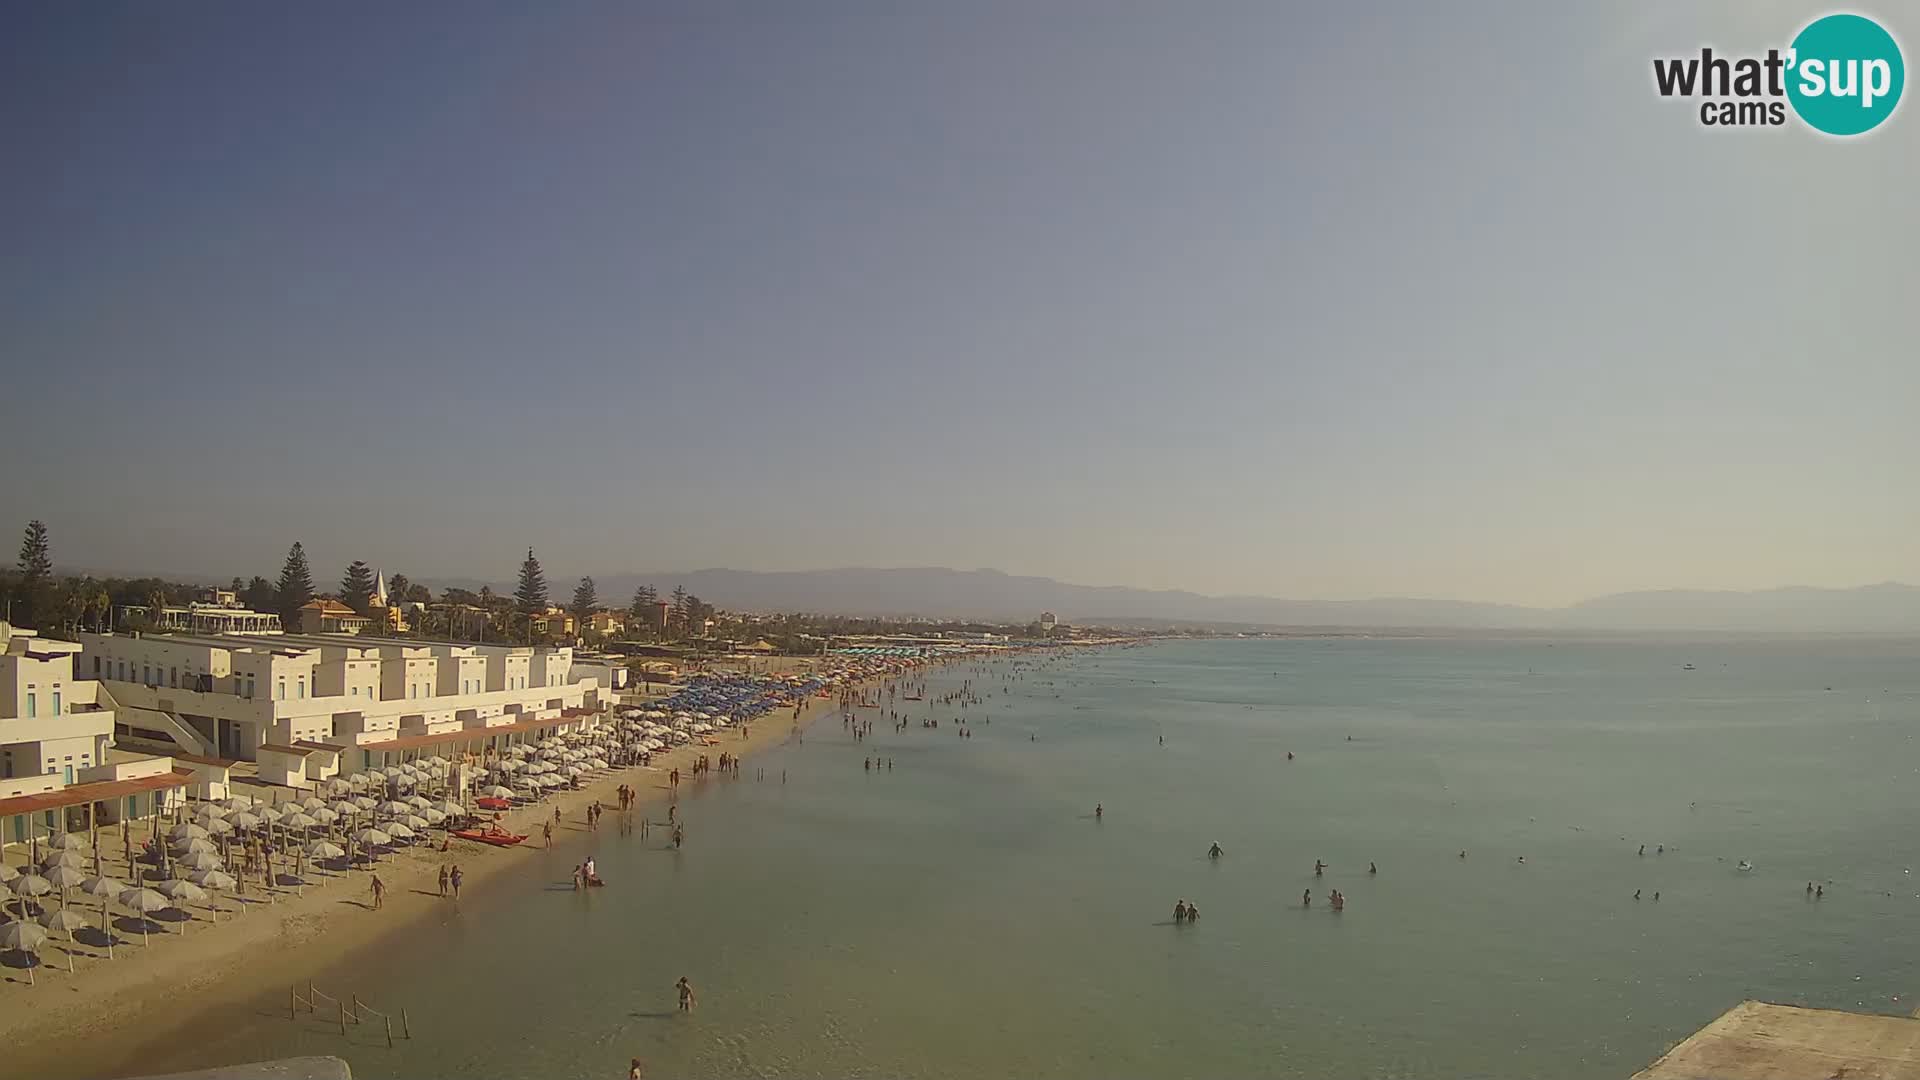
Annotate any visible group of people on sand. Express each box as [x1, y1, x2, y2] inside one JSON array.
[[436, 863, 464, 899]]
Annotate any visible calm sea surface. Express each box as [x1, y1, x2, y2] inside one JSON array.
[[87, 637, 1920, 1080]]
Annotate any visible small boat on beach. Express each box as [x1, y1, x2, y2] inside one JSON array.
[[455, 826, 528, 847], [475, 796, 513, 811]]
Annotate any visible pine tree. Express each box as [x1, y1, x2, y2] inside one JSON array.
[[243, 576, 275, 612], [340, 561, 376, 613], [275, 542, 315, 620], [571, 576, 598, 622], [514, 547, 548, 614], [630, 584, 658, 615], [686, 595, 707, 637], [387, 573, 411, 605], [18, 520, 52, 581]]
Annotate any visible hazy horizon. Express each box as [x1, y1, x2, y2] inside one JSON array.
[[4, 2, 1914, 607]]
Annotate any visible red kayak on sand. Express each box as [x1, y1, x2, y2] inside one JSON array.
[[475, 796, 511, 811], [454, 826, 527, 847]]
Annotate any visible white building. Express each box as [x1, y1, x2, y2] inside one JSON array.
[[2, 621, 187, 850], [116, 601, 283, 635], [76, 630, 616, 768]]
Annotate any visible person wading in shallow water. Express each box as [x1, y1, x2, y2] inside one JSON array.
[[676, 976, 697, 1012]]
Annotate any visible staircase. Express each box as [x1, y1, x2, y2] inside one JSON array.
[[98, 683, 215, 757]]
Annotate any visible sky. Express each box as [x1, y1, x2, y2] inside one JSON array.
[[2, 2, 1914, 608]]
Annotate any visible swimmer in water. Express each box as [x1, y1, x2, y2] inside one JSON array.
[[1095, 804, 1103, 820], [1302, 889, 1311, 907], [1314, 860, 1325, 876], [1208, 842, 1223, 859]]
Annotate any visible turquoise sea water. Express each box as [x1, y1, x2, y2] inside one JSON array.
[[81, 637, 1920, 1079]]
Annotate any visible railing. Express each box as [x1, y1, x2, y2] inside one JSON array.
[[291, 981, 412, 1047]]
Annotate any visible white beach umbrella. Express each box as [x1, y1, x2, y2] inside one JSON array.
[[82, 875, 126, 898], [309, 806, 340, 825], [399, 814, 429, 831], [353, 828, 391, 847], [345, 773, 371, 789], [419, 808, 446, 825], [307, 841, 346, 860], [513, 778, 539, 792], [0, 864, 17, 883], [407, 794, 433, 809], [178, 851, 222, 872], [383, 822, 415, 841], [169, 822, 210, 843], [330, 800, 360, 817], [376, 800, 411, 817], [228, 811, 263, 830], [202, 817, 235, 836], [563, 765, 585, 777], [299, 796, 328, 812], [483, 786, 515, 799], [41, 905, 90, 964], [0, 921, 49, 983], [194, 804, 229, 822], [43, 865, 87, 891], [12, 873, 53, 902], [281, 811, 319, 831], [189, 868, 237, 891], [119, 887, 168, 944], [156, 879, 208, 904], [255, 804, 286, 824], [434, 800, 464, 817], [589, 758, 609, 770], [46, 832, 92, 852], [42, 850, 85, 871], [174, 837, 218, 856]]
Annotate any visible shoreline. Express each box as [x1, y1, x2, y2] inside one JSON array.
[[1, 667, 902, 1080]]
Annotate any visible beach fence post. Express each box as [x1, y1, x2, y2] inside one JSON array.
[[384, 1015, 393, 1048], [339, 999, 347, 1036], [290, 984, 296, 1021], [401, 1007, 411, 1039]]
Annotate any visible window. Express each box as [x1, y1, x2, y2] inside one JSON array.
[[170, 667, 179, 688], [296, 680, 305, 699], [93, 657, 101, 675], [25, 693, 35, 719], [277, 680, 286, 700], [52, 691, 61, 715]]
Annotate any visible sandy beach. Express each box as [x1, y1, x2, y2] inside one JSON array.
[[0, 670, 861, 1080]]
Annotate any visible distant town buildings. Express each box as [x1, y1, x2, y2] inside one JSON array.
[[1039, 611, 1058, 632], [294, 598, 370, 635], [117, 601, 283, 635]]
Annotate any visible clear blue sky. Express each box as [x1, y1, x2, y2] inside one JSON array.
[[3, 2, 1914, 606]]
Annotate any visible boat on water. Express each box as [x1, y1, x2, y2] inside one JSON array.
[[1683, 663, 1697, 671], [455, 826, 528, 847]]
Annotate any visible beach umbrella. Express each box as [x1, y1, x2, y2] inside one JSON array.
[[42, 850, 86, 871], [38, 906, 89, 972], [255, 804, 286, 823], [376, 800, 411, 817], [202, 817, 235, 836], [189, 869, 236, 890], [194, 805, 229, 822], [330, 800, 360, 818], [222, 795, 256, 811], [119, 888, 168, 944], [178, 851, 222, 872], [419, 808, 446, 825], [169, 822, 209, 843], [0, 921, 48, 984], [307, 840, 345, 860], [589, 758, 609, 770], [10, 872, 52, 913], [353, 828, 391, 847], [299, 796, 328, 812], [563, 765, 585, 777], [483, 786, 514, 799], [81, 875, 126, 899], [345, 773, 371, 789], [157, 878, 208, 907], [0, 864, 18, 883], [43, 865, 86, 895], [433, 800, 464, 817], [228, 811, 262, 830], [351, 796, 377, 812], [280, 811, 318, 831], [400, 814, 429, 831], [383, 822, 415, 841], [174, 837, 217, 856], [407, 795, 433, 810], [46, 832, 91, 852], [309, 806, 340, 825]]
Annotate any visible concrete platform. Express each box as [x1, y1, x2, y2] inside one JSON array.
[[1635, 1001, 1920, 1079]]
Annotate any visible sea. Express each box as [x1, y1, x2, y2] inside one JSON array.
[[77, 636, 1920, 1080]]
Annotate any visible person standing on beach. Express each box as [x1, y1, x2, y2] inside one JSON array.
[[438, 865, 450, 897], [544, 821, 554, 847], [370, 873, 386, 910], [676, 976, 696, 1012], [629, 1058, 645, 1079], [450, 865, 463, 899], [672, 823, 684, 849]]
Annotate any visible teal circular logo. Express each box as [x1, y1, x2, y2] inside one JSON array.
[[1786, 14, 1905, 135]]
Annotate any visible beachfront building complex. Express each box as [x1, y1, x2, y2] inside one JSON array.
[[1, 621, 195, 849], [115, 601, 284, 635], [74, 631, 617, 767]]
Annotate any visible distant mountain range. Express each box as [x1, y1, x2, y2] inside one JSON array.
[[562, 568, 1920, 634]]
